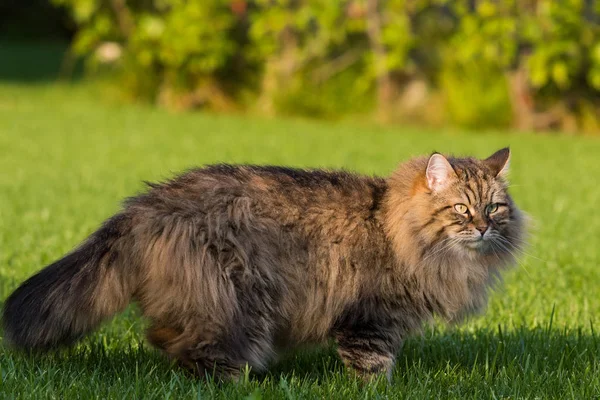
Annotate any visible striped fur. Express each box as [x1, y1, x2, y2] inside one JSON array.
[[2, 148, 524, 380]]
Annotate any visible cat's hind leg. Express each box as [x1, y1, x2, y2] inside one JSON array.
[[146, 316, 275, 381], [177, 322, 275, 381]]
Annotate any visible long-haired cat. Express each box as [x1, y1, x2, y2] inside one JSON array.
[[3, 148, 524, 380]]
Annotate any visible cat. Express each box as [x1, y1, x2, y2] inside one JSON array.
[[2, 148, 524, 381]]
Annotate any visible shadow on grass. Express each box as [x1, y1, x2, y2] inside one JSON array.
[[3, 324, 597, 386], [0, 41, 82, 83], [269, 325, 600, 382]]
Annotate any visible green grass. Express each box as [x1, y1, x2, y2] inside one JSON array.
[[1, 45, 600, 399]]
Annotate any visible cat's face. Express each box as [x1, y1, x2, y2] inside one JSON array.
[[423, 148, 523, 259]]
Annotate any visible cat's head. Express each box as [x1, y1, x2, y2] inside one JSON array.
[[386, 148, 525, 267], [417, 147, 524, 261]]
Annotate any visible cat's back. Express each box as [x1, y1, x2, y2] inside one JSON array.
[[128, 164, 386, 219], [197, 164, 381, 195]]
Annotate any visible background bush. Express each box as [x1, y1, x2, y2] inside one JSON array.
[[34, 0, 600, 132]]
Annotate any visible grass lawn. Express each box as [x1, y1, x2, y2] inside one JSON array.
[[1, 44, 600, 399]]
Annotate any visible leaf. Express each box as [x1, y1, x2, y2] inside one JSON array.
[[552, 61, 570, 89], [139, 16, 165, 39], [587, 67, 600, 91], [72, 0, 98, 23], [477, 1, 497, 18], [528, 56, 549, 88], [592, 43, 600, 64]]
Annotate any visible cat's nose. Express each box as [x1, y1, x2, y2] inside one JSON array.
[[475, 225, 488, 235]]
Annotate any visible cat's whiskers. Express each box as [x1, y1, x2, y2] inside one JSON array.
[[419, 237, 462, 266], [487, 240, 504, 262], [488, 236, 532, 278], [494, 234, 543, 263]]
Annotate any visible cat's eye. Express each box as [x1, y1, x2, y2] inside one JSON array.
[[454, 204, 469, 214], [486, 203, 499, 214]]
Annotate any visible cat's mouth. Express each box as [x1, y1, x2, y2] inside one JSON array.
[[462, 237, 507, 256], [459, 235, 493, 253], [464, 239, 485, 250]]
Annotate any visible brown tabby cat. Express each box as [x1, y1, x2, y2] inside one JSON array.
[[3, 148, 524, 381]]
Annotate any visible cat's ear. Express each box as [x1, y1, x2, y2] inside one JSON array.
[[426, 153, 456, 191], [485, 147, 510, 178]]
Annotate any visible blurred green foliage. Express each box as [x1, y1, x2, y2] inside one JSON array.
[[51, 0, 600, 132]]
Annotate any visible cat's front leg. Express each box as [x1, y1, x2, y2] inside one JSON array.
[[335, 331, 398, 382]]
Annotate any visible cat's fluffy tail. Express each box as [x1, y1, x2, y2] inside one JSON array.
[[2, 214, 135, 351]]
